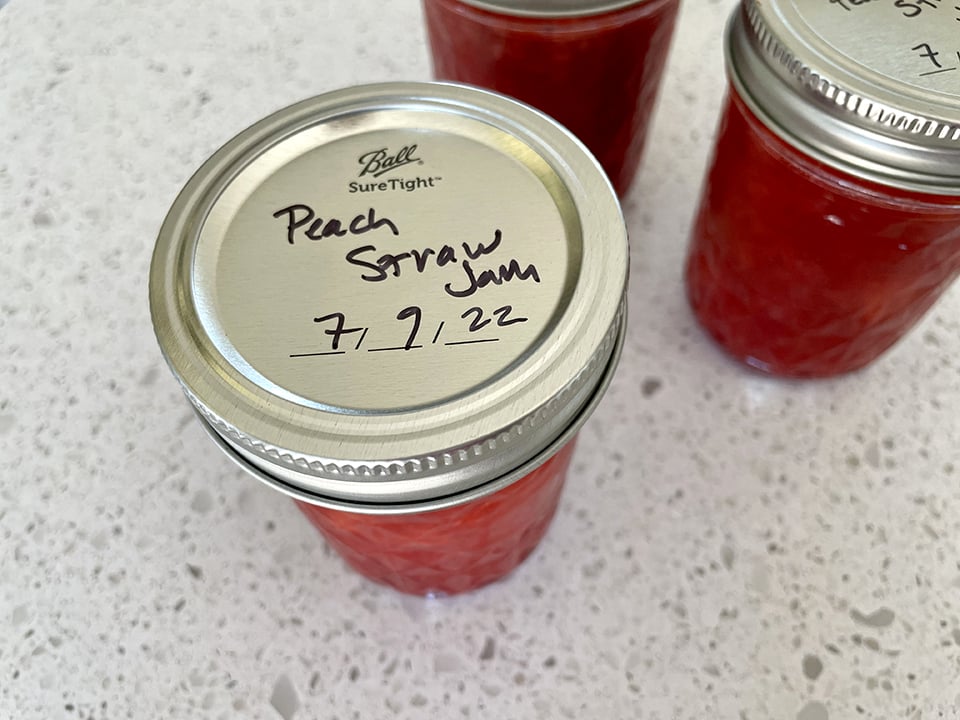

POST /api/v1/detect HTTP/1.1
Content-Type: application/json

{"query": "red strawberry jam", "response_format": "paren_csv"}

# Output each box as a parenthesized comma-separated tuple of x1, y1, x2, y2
(423, 0, 680, 196)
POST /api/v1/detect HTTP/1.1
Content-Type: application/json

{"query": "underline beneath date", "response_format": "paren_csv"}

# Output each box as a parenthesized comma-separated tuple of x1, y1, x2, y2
(289, 337, 500, 358)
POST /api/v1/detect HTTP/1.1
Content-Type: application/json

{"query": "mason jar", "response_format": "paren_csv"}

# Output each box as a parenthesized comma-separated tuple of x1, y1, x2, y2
(423, 0, 681, 197)
(150, 82, 627, 596)
(686, 0, 960, 377)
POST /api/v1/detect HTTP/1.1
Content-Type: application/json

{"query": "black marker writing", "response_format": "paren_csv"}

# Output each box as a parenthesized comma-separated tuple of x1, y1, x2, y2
(344, 231, 503, 283)
(827, 0, 879, 11)
(313, 312, 364, 350)
(344, 229, 540, 298)
(912, 42, 944, 68)
(291, 304, 527, 359)
(911, 42, 959, 76)
(273, 205, 399, 244)
(461, 305, 528, 332)
(896, 0, 942, 17)
(396, 306, 423, 351)
(444, 259, 541, 299)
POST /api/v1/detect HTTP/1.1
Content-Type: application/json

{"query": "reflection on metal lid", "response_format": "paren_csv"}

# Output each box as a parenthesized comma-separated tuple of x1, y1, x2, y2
(150, 82, 627, 506)
(728, 0, 960, 192)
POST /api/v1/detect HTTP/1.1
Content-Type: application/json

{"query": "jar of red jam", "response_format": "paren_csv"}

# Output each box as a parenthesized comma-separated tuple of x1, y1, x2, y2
(422, 0, 681, 197)
(686, 0, 960, 378)
(150, 82, 627, 596)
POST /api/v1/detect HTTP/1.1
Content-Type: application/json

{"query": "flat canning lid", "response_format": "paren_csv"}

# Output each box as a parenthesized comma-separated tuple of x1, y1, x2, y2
(451, 0, 658, 18)
(728, 0, 960, 193)
(150, 82, 627, 509)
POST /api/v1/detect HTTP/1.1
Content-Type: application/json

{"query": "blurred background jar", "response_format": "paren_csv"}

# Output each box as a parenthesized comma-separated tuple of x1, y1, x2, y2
(423, 0, 681, 197)
(685, 0, 960, 378)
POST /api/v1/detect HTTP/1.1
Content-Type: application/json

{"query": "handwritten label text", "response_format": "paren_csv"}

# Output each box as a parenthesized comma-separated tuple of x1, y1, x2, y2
(272, 205, 399, 244)
(344, 229, 541, 299)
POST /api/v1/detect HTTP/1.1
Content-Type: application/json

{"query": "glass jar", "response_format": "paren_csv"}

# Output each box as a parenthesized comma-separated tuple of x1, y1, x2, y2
(294, 441, 576, 596)
(150, 82, 628, 596)
(686, 0, 960, 378)
(423, 0, 681, 197)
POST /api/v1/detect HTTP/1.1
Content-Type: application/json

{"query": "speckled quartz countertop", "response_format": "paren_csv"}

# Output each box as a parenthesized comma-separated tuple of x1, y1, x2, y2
(3, 1, 960, 719)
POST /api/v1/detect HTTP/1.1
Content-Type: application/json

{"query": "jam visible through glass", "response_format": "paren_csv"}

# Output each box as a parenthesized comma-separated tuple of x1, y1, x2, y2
(686, 90, 960, 377)
(423, 0, 680, 196)
(296, 439, 576, 596)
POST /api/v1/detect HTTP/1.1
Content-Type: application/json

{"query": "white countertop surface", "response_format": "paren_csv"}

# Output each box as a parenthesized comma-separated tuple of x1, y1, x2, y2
(3, 1, 960, 718)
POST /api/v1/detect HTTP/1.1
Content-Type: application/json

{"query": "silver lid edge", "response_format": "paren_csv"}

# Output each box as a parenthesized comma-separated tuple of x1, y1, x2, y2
(728, 0, 960, 194)
(150, 81, 628, 505)
(190, 298, 624, 503)
(195, 306, 626, 514)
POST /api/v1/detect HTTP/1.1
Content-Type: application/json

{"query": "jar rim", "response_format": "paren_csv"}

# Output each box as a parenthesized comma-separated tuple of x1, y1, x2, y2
(444, 0, 659, 18)
(193, 310, 624, 514)
(149, 81, 628, 506)
(727, 0, 960, 194)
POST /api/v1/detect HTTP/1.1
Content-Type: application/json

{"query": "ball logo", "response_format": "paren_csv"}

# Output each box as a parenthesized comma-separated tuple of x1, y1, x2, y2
(357, 145, 422, 178)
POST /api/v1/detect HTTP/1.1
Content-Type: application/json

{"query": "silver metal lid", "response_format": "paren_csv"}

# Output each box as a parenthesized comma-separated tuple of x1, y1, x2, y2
(728, 0, 960, 193)
(453, 0, 650, 18)
(150, 82, 627, 508)
(193, 311, 624, 514)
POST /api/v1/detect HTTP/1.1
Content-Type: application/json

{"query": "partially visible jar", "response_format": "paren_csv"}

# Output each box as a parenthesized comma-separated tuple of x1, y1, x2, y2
(423, 0, 681, 197)
(686, 0, 960, 378)
(150, 82, 628, 596)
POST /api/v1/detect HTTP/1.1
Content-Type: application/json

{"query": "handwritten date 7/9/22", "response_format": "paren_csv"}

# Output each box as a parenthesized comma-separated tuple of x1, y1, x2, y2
(289, 304, 529, 358)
